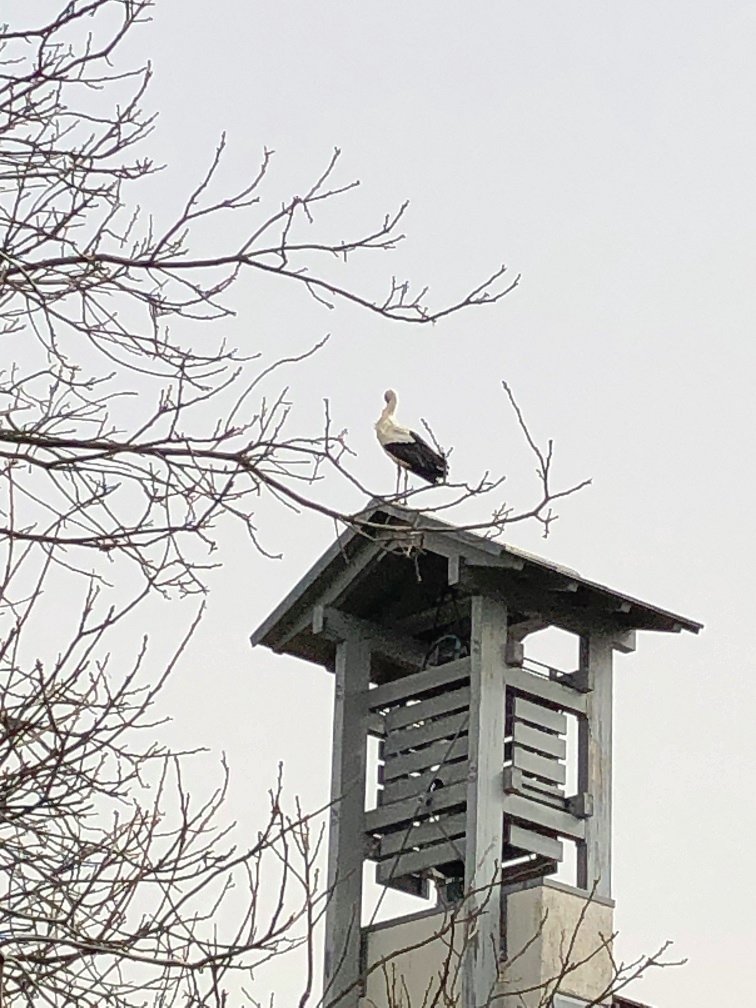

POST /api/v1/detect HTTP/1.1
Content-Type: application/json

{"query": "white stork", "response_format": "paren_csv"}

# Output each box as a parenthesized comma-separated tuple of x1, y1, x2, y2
(375, 389, 448, 496)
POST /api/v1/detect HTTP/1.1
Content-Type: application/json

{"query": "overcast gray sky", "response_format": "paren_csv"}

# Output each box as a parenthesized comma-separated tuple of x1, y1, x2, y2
(117, 3, 756, 1004)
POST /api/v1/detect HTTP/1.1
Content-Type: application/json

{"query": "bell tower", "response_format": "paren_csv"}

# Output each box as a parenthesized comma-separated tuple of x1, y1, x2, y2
(251, 503, 700, 1008)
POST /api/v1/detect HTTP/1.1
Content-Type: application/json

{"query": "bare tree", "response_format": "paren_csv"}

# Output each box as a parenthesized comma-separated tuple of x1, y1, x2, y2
(0, 590, 336, 1006)
(0, 3, 606, 1006)
(0, 0, 588, 598)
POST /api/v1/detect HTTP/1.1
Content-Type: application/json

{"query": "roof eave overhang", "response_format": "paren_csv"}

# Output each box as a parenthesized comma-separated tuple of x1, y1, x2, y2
(250, 502, 702, 658)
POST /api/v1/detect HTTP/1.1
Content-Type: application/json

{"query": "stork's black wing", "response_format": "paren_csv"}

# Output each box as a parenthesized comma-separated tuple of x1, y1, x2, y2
(383, 431, 448, 484)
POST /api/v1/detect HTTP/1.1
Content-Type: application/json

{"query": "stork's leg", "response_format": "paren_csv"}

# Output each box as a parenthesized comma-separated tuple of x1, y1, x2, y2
(395, 466, 401, 496)
(402, 469, 409, 503)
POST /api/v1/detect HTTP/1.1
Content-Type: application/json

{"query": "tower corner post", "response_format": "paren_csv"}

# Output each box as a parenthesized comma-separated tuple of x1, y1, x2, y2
(323, 633, 371, 1008)
(464, 595, 508, 1008)
(577, 631, 614, 900)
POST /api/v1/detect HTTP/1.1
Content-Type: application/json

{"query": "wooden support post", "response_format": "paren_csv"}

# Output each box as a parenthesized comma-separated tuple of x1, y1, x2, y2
(464, 595, 508, 1008)
(576, 632, 613, 899)
(324, 633, 371, 1008)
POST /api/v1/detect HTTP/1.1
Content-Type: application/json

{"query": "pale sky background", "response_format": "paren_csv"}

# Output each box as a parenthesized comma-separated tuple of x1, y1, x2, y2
(99, 2, 756, 1004)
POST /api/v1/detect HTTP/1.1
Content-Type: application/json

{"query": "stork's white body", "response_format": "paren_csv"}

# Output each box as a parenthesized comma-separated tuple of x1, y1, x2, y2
(375, 414, 415, 460)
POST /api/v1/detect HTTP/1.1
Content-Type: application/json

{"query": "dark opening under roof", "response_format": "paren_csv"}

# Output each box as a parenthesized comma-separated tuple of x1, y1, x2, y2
(250, 503, 702, 670)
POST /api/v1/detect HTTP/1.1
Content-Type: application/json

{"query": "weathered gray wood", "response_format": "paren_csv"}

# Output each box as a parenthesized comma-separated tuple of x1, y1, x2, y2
(365, 781, 468, 833)
(368, 656, 471, 711)
(612, 628, 636, 653)
(367, 711, 386, 738)
(324, 634, 371, 1008)
(380, 761, 469, 806)
(252, 501, 702, 666)
(461, 566, 670, 641)
(556, 666, 592, 693)
(258, 539, 384, 652)
(383, 736, 468, 781)
(507, 823, 564, 862)
(384, 710, 469, 756)
(566, 792, 594, 818)
(376, 838, 466, 883)
(501, 853, 559, 887)
(447, 553, 461, 586)
(512, 721, 567, 760)
(520, 782, 566, 809)
(505, 764, 567, 805)
(464, 596, 508, 1008)
(577, 632, 613, 899)
(502, 765, 524, 793)
(509, 616, 550, 641)
(519, 774, 564, 798)
(250, 503, 701, 1008)
(507, 665, 588, 715)
(384, 686, 470, 731)
(384, 874, 432, 899)
(315, 606, 427, 670)
(421, 529, 525, 571)
(512, 747, 566, 785)
(377, 812, 467, 858)
(514, 696, 568, 735)
(501, 792, 586, 841)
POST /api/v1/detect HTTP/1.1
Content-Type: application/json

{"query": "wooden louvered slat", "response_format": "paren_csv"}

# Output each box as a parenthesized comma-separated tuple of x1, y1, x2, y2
(376, 839, 465, 883)
(507, 823, 563, 862)
(507, 667, 587, 715)
(502, 853, 557, 886)
(383, 711, 469, 757)
(385, 687, 470, 732)
(383, 736, 468, 782)
(512, 747, 566, 785)
(365, 781, 467, 833)
(368, 656, 471, 712)
(519, 773, 564, 797)
(513, 696, 567, 735)
(379, 761, 468, 807)
(520, 781, 565, 809)
(502, 792, 585, 841)
(513, 721, 567, 760)
(376, 812, 467, 859)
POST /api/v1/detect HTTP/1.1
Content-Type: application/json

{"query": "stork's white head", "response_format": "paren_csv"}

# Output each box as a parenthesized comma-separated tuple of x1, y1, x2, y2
(376, 389, 398, 431)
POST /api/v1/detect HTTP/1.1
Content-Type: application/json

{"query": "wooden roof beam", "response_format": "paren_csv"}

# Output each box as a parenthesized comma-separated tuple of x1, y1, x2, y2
(420, 530, 525, 572)
(312, 605, 427, 671)
(393, 596, 472, 636)
(262, 543, 385, 653)
(461, 566, 637, 642)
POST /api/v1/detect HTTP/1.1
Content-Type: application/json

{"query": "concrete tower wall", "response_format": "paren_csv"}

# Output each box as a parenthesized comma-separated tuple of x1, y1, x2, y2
(363, 879, 614, 1008)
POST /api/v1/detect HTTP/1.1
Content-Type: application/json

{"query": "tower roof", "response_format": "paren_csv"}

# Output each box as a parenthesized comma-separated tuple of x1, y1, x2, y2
(250, 502, 702, 670)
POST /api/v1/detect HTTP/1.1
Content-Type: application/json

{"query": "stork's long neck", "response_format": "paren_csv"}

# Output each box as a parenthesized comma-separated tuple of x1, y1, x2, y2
(376, 394, 398, 431)
(379, 402, 395, 424)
